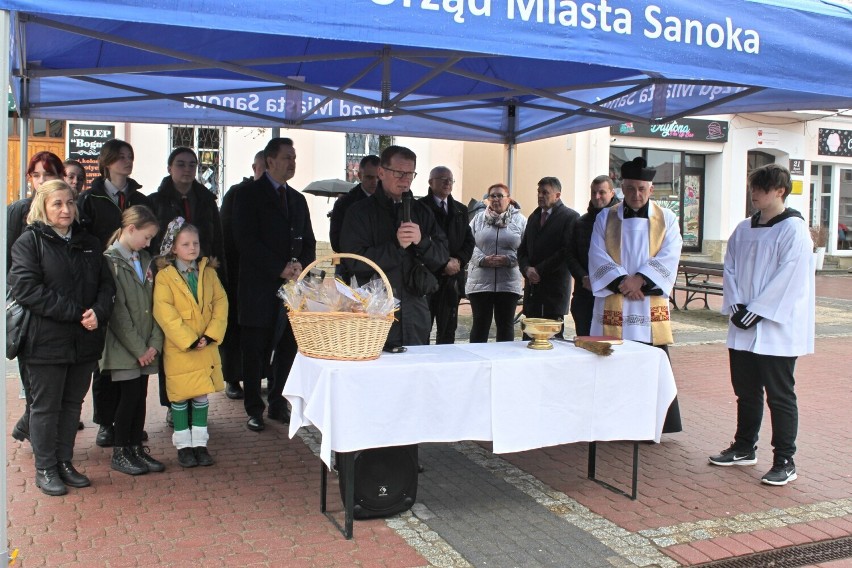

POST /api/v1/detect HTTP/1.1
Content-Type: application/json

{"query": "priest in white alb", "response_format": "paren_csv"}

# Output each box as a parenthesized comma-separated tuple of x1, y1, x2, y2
(588, 157, 683, 433)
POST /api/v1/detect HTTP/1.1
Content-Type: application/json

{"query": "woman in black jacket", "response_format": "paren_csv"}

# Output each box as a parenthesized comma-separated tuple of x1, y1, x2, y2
(7, 152, 67, 444)
(8, 180, 115, 496)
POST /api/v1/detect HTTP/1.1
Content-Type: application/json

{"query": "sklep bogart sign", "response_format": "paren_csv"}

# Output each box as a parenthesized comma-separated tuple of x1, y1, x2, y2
(68, 124, 116, 186)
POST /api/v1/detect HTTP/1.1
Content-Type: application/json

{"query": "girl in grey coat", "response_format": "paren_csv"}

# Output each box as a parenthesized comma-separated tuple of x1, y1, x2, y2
(101, 206, 166, 476)
(465, 183, 527, 342)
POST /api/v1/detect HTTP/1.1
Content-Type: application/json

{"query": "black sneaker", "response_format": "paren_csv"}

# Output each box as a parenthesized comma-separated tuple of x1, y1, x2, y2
(177, 447, 198, 468)
(130, 445, 166, 473)
(761, 458, 797, 486)
(708, 443, 757, 466)
(193, 447, 214, 467)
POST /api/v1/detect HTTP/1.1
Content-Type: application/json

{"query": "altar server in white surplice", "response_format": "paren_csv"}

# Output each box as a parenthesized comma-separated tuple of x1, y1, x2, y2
(709, 163, 814, 487)
(588, 157, 683, 433)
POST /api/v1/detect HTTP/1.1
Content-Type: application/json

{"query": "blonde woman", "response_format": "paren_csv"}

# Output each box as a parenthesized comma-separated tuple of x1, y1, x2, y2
(8, 180, 115, 496)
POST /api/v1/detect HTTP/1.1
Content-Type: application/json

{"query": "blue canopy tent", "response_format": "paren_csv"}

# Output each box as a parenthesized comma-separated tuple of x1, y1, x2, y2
(2, 0, 852, 143)
(1, 0, 852, 559)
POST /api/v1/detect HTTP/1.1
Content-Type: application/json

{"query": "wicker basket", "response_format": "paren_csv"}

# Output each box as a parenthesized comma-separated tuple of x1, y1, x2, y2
(287, 253, 394, 361)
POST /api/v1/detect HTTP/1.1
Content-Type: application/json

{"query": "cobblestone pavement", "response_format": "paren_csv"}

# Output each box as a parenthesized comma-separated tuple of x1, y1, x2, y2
(5, 274, 851, 567)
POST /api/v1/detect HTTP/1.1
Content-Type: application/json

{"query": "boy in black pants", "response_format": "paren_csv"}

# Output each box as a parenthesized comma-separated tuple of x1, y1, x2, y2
(709, 164, 815, 486)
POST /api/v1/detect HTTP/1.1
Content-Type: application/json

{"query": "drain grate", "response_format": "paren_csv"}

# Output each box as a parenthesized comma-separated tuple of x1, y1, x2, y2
(696, 536, 852, 568)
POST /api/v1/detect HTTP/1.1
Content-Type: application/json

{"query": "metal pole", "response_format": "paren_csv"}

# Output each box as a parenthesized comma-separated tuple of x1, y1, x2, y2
(18, 75, 28, 199)
(507, 142, 515, 193)
(506, 103, 516, 193)
(2, 10, 14, 565)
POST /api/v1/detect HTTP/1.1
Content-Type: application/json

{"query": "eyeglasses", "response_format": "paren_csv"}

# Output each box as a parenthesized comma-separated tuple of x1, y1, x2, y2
(383, 167, 417, 180)
(432, 177, 455, 185)
(488, 194, 507, 200)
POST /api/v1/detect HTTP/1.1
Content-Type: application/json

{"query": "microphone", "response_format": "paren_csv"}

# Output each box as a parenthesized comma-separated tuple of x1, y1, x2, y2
(401, 191, 412, 223)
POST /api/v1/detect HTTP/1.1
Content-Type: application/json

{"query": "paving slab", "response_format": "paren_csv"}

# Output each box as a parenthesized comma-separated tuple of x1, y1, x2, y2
(5, 273, 851, 567)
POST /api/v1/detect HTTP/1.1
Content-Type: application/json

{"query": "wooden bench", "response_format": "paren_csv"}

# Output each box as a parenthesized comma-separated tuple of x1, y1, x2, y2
(671, 260, 724, 310)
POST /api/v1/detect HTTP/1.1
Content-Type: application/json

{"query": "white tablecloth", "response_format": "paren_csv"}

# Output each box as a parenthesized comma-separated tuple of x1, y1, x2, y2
(284, 340, 676, 467)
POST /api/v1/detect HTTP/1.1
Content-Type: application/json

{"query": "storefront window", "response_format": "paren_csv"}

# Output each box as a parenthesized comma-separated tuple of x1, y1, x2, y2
(609, 147, 705, 251)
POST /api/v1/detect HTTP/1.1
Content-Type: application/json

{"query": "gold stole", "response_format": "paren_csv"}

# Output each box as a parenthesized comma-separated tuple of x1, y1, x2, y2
(602, 202, 673, 345)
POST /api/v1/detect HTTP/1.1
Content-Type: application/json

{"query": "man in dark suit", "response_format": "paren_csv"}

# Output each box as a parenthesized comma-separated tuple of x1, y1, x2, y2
(328, 154, 380, 282)
(340, 146, 449, 349)
(232, 138, 316, 431)
(329, 154, 379, 253)
(518, 176, 580, 339)
(219, 150, 265, 400)
(567, 175, 620, 336)
(419, 166, 474, 344)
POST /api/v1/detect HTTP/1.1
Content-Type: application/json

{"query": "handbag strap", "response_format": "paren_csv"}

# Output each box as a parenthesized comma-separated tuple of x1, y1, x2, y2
(33, 230, 43, 263)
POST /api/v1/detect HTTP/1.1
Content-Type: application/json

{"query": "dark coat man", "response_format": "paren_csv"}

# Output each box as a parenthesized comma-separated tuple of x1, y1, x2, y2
(518, 177, 579, 338)
(232, 138, 316, 430)
(218, 175, 252, 397)
(218, 150, 265, 398)
(567, 176, 620, 336)
(418, 168, 474, 344)
(329, 155, 380, 253)
(329, 155, 380, 282)
(340, 146, 449, 349)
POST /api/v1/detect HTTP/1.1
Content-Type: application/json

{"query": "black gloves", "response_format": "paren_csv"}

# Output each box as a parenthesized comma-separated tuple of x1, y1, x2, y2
(731, 304, 763, 329)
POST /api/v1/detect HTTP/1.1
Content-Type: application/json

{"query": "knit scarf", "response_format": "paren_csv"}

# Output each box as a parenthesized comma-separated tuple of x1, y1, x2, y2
(484, 207, 512, 228)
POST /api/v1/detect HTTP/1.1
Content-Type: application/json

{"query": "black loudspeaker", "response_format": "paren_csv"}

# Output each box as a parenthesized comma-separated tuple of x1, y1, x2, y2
(338, 445, 419, 519)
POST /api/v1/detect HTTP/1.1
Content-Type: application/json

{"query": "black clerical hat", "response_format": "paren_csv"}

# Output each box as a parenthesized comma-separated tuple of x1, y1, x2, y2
(620, 157, 656, 182)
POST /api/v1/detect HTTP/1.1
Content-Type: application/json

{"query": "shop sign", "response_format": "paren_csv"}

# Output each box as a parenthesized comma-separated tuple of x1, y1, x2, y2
(818, 128, 852, 157)
(68, 124, 115, 186)
(789, 159, 805, 176)
(610, 118, 728, 142)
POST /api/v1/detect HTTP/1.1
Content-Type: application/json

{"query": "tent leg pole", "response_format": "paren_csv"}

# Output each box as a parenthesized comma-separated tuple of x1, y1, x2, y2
(2, 10, 13, 565)
(18, 116, 28, 199)
(507, 142, 515, 193)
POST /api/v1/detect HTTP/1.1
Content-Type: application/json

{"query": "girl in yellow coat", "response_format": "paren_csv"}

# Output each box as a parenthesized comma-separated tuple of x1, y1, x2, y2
(153, 218, 227, 468)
